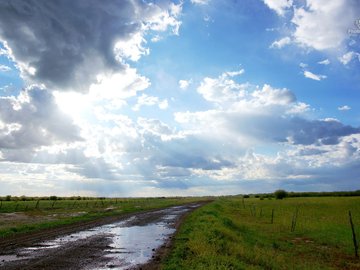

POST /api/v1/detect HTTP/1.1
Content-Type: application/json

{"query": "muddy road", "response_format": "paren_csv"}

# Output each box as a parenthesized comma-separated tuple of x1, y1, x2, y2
(0, 203, 204, 270)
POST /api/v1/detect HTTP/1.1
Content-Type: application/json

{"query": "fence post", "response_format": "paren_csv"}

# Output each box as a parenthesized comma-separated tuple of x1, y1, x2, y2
(291, 207, 299, 232)
(349, 210, 359, 258)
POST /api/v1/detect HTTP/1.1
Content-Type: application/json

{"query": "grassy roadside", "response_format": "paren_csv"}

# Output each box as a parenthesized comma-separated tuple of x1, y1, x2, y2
(162, 196, 360, 270)
(0, 197, 208, 238)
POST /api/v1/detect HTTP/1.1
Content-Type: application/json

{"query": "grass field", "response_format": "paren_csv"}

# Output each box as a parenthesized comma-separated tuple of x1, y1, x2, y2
(0, 197, 207, 238)
(163, 196, 360, 270)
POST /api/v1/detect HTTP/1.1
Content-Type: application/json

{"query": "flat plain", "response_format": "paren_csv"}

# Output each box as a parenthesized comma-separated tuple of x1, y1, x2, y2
(163, 196, 360, 270)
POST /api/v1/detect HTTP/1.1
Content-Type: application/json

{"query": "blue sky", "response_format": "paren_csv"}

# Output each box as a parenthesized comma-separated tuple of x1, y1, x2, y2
(0, 0, 359, 197)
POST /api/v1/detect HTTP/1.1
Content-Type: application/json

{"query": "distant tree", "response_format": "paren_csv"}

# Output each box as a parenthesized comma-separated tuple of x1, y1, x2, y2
(243, 195, 250, 198)
(274, 189, 288, 200)
(5, 195, 11, 201)
(49, 196, 57, 201)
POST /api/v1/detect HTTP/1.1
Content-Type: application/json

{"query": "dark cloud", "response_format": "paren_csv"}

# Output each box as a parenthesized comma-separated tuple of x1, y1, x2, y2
(223, 112, 360, 146)
(68, 158, 118, 180)
(0, 0, 173, 92)
(288, 118, 360, 145)
(297, 148, 328, 156)
(0, 86, 81, 150)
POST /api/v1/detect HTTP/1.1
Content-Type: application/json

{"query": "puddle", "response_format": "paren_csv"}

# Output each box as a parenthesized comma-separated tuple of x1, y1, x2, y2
(0, 204, 200, 269)
(98, 223, 174, 269)
(0, 254, 20, 264)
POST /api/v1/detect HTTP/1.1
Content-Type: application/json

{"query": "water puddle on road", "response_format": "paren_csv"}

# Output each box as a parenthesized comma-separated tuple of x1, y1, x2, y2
(0, 204, 199, 269)
(99, 223, 174, 269)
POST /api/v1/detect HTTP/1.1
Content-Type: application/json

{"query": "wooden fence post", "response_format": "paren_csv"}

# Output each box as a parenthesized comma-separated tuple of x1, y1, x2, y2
(291, 207, 299, 232)
(349, 210, 359, 258)
(35, 200, 40, 209)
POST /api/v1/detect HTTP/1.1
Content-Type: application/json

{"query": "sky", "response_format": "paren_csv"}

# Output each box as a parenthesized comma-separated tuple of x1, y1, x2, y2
(0, 0, 360, 197)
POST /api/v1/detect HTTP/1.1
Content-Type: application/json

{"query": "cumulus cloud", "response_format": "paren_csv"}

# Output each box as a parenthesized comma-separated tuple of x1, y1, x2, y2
(318, 59, 330, 65)
(89, 67, 150, 101)
(191, 0, 210, 5)
(267, 1, 359, 52)
(263, 0, 293, 16)
(132, 94, 169, 111)
(1, 69, 360, 194)
(178, 72, 359, 150)
(0, 0, 182, 92)
(178, 79, 191, 90)
(270, 37, 291, 49)
(303, 70, 327, 81)
(0, 86, 81, 151)
(291, 0, 358, 50)
(197, 70, 247, 104)
(0, 64, 11, 72)
(338, 105, 351, 111)
(338, 51, 359, 65)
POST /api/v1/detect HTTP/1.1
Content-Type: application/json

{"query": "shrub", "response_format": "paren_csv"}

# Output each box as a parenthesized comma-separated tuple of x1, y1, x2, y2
(274, 189, 288, 200)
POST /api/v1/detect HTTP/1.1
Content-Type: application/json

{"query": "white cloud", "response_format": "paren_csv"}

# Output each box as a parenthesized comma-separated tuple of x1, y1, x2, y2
(178, 79, 191, 90)
(338, 105, 351, 111)
(263, 0, 293, 16)
(159, 99, 169, 110)
(303, 70, 327, 81)
(270, 37, 291, 49)
(224, 69, 245, 77)
(0, 47, 8, 55)
(291, 0, 358, 50)
(151, 35, 162, 42)
(1, 68, 360, 195)
(287, 102, 310, 114)
(0, 64, 11, 72)
(197, 72, 247, 104)
(143, 2, 183, 36)
(299, 63, 308, 68)
(114, 32, 149, 62)
(132, 94, 169, 111)
(89, 67, 150, 101)
(180, 72, 359, 150)
(191, 0, 210, 5)
(318, 59, 330, 65)
(338, 51, 359, 65)
(252, 84, 296, 106)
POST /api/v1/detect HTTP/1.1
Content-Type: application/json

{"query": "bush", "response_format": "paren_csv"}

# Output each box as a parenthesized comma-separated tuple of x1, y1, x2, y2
(243, 195, 250, 198)
(274, 189, 288, 200)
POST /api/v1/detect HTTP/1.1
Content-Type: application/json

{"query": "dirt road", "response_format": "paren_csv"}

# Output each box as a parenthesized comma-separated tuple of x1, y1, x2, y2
(0, 203, 204, 270)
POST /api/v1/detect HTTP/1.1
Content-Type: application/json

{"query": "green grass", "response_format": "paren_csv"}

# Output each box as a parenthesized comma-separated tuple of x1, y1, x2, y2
(163, 196, 360, 270)
(0, 197, 208, 238)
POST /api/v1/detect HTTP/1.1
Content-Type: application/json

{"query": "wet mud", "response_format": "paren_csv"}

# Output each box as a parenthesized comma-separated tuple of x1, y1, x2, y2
(0, 203, 204, 270)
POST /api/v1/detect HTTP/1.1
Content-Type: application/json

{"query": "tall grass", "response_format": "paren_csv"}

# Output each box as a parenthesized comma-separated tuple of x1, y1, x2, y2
(163, 196, 360, 269)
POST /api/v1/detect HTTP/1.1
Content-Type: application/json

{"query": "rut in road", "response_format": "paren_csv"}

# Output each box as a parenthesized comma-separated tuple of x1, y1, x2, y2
(0, 203, 203, 270)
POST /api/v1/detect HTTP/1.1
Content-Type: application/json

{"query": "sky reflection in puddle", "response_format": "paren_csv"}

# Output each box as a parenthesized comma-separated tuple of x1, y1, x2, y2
(0, 205, 197, 269)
